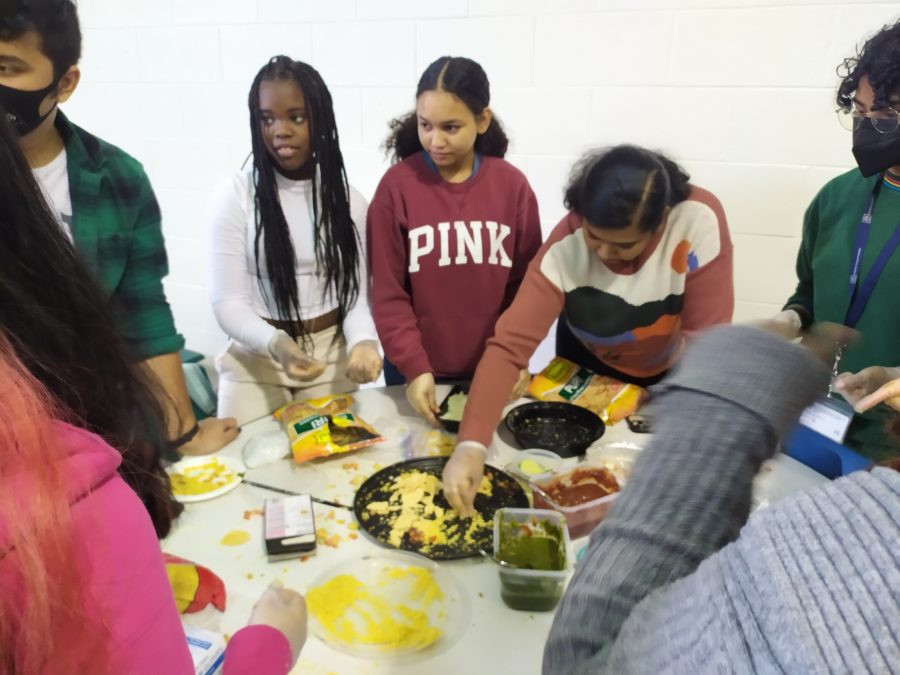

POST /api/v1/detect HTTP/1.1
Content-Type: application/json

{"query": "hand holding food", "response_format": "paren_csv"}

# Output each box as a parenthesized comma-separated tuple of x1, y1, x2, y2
(442, 442, 487, 517)
(269, 330, 327, 382)
(407, 372, 439, 425)
(346, 340, 383, 384)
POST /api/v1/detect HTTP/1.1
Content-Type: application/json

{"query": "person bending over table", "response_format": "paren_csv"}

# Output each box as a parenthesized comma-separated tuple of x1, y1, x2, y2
(443, 145, 734, 514)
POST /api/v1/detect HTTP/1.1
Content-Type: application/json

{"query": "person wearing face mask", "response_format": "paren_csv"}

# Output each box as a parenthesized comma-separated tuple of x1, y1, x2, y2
(774, 20, 900, 462)
(443, 144, 734, 515)
(0, 0, 238, 457)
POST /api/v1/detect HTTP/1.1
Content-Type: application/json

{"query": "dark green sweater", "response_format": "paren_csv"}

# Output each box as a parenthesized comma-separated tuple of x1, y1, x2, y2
(786, 168, 900, 461)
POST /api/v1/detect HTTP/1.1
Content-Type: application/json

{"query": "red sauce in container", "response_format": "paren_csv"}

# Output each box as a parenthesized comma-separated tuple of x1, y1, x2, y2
(539, 466, 620, 507)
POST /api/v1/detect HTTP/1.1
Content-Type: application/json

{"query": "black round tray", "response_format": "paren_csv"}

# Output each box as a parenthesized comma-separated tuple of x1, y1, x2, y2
(504, 401, 605, 458)
(352, 456, 528, 560)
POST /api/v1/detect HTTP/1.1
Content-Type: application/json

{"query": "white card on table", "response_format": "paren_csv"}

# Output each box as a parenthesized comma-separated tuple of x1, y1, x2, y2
(798, 398, 854, 444)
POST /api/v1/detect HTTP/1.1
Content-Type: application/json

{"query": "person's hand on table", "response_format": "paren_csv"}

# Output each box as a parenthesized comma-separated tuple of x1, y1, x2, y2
(179, 417, 240, 456)
(269, 330, 327, 382)
(346, 340, 383, 384)
(442, 442, 486, 517)
(509, 368, 531, 401)
(247, 580, 307, 666)
(832, 366, 900, 412)
(407, 372, 439, 425)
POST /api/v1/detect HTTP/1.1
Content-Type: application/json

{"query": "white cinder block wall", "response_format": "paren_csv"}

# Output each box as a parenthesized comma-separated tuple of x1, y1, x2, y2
(67, 0, 900, 370)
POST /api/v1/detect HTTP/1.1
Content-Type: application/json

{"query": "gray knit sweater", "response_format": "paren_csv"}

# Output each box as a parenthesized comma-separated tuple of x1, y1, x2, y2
(543, 326, 900, 674)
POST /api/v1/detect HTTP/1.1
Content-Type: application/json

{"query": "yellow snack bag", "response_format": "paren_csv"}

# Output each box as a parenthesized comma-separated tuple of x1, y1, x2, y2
(276, 394, 385, 464)
(527, 357, 645, 425)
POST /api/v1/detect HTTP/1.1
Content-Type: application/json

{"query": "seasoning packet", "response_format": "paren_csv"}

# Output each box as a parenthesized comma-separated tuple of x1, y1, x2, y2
(273, 394, 385, 464)
(527, 356, 645, 424)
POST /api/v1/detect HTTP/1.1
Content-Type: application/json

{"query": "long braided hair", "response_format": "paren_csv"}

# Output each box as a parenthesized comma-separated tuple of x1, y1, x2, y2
(247, 56, 360, 344)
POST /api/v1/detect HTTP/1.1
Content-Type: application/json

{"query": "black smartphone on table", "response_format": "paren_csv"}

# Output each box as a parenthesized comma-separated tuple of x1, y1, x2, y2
(626, 414, 653, 434)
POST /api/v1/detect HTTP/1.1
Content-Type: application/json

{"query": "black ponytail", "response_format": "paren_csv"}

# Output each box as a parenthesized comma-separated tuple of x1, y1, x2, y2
(564, 145, 691, 233)
(248, 56, 360, 345)
(385, 56, 509, 162)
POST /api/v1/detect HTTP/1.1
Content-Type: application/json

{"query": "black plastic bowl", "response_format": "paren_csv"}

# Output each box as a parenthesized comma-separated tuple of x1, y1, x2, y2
(504, 402, 605, 458)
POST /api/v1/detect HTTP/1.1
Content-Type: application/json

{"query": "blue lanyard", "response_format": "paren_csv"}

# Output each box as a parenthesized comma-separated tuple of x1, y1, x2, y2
(844, 181, 900, 328)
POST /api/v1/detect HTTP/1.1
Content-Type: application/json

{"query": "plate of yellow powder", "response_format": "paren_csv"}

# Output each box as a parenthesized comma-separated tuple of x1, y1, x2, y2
(167, 455, 244, 503)
(306, 551, 467, 659)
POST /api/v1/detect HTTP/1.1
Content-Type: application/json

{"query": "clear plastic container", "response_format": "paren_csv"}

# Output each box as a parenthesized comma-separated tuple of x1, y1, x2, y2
(531, 459, 629, 539)
(493, 508, 571, 611)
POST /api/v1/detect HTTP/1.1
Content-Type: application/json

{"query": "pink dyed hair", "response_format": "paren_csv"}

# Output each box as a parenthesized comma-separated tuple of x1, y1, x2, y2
(0, 335, 108, 673)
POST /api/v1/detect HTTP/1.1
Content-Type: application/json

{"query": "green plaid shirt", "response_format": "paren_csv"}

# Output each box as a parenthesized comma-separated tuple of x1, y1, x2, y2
(58, 112, 184, 360)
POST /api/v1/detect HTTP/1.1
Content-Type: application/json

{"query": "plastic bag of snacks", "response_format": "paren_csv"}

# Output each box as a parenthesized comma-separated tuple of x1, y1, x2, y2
(273, 394, 385, 464)
(527, 357, 645, 424)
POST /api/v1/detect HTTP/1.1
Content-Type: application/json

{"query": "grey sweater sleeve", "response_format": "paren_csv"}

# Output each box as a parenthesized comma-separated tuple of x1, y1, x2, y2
(542, 326, 829, 673)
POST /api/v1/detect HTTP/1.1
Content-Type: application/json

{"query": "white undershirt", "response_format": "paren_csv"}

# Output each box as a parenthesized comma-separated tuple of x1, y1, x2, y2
(208, 167, 378, 355)
(32, 148, 74, 239)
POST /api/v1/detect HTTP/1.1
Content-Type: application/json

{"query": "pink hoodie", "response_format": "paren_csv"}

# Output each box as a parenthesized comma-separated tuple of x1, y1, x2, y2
(0, 423, 292, 674)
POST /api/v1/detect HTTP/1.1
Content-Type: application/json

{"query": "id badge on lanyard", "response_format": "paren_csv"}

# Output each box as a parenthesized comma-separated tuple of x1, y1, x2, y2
(804, 181, 900, 442)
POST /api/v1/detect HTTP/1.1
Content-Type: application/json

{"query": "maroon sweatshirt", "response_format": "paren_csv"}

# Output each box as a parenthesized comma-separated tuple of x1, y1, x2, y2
(368, 153, 542, 381)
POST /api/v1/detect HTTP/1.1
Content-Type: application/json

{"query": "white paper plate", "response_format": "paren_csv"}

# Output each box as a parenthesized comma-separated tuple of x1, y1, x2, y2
(167, 455, 245, 503)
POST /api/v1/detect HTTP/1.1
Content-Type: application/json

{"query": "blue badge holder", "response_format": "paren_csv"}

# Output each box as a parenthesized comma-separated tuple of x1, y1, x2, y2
(783, 424, 873, 479)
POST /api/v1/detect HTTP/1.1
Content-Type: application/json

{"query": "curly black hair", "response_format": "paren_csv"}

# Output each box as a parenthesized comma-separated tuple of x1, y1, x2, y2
(837, 19, 900, 111)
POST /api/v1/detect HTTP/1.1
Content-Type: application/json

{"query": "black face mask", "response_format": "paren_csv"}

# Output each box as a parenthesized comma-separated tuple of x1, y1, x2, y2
(852, 122, 900, 177)
(0, 79, 59, 136)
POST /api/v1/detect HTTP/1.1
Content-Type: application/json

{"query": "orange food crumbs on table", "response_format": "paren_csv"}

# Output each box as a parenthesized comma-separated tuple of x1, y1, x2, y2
(348, 522, 359, 531)
(220, 529, 250, 546)
(323, 534, 342, 548)
(245, 572, 254, 580)
(243, 508, 264, 520)
(301, 556, 311, 563)
(349, 533, 358, 540)
(341, 461, 358, 470)
(336, 518, 345, 524)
